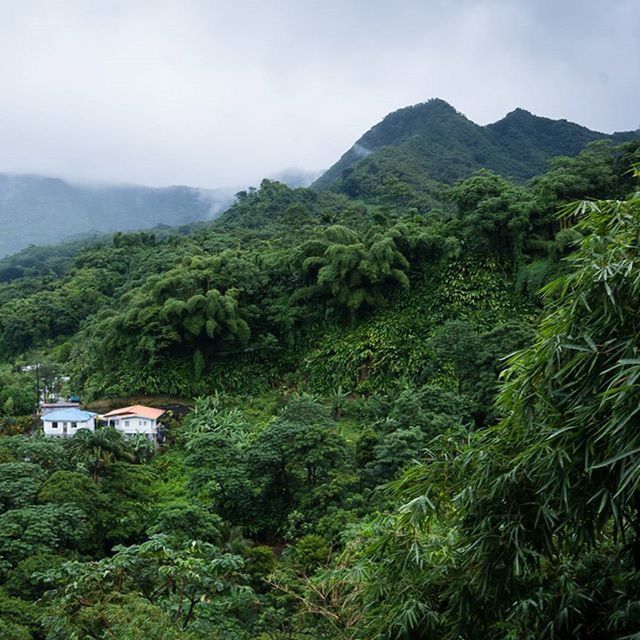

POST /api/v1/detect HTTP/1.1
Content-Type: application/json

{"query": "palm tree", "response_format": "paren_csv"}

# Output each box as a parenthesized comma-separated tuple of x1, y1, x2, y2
(214, 522, 252, 555)
(67, 427, 132, 482)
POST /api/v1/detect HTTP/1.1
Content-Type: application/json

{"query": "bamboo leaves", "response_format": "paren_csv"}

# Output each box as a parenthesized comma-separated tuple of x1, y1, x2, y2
(299, 224, 412, 315)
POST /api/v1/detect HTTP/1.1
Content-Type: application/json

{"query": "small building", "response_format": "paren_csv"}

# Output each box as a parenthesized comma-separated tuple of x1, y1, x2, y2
(42, 408, 97, 438)
(101, 405, 166, 440)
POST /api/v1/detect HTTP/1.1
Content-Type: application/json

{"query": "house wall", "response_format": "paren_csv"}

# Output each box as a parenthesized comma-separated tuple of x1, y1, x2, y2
(43, 417, 95, 437)
(111, 416, 157, 437)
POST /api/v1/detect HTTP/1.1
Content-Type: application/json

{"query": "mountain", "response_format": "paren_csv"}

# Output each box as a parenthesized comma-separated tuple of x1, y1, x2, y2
(0, 175, 236, 257)
(314, 98, 639, 195)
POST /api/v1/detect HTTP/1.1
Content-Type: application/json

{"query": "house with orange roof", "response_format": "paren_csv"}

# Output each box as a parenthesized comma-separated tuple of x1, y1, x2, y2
(101, 405, 166, 441)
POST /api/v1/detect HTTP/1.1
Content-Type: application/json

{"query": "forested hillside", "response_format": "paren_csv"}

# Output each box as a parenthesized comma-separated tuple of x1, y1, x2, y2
(0, 103, 639, 638)
(315, 98, 639, 201)
(0, 174, 235, 258)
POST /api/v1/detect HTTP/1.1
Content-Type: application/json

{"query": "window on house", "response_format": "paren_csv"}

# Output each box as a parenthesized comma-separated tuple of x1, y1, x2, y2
(139, 420, 143, 425)
(71, 422, 77, 429)
(125, 420, 130, 426)
(51, 422, 58, 429)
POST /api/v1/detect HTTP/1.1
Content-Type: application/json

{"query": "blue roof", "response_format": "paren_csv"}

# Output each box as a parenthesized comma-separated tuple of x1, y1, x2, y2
(43, 408, 97, 422)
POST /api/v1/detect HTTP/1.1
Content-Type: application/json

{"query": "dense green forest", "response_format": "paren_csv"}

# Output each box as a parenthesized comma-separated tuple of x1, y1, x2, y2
(0, 108, 639, 638)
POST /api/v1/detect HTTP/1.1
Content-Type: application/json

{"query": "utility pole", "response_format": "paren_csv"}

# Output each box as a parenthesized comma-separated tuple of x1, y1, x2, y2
(35, 361, 40, 414)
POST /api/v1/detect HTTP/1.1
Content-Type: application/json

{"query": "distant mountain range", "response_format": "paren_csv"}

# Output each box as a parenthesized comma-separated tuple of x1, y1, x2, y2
(0, 176, 236, 258)
(2, 99, 638, 258)
(314, 99, 640, 194)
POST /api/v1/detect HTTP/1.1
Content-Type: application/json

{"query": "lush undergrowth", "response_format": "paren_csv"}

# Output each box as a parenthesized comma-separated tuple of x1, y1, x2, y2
(303, 257, 533, 393)
(0, 140, 639, 638)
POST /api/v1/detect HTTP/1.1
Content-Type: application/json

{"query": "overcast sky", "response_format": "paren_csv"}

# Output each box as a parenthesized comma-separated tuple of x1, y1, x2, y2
(0, 0, 637, 189)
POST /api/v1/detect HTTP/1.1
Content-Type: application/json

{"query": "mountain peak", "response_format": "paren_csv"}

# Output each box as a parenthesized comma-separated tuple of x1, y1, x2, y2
(313, 98, 470, 188)
(503, 107, 534, 119)
(406, 97, 457, 113)
(314, 100, 640, 192)
(357, 98, 464, 148)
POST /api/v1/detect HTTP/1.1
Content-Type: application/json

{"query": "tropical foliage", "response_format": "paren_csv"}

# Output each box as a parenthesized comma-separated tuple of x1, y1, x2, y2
(0, 120, 638, 638)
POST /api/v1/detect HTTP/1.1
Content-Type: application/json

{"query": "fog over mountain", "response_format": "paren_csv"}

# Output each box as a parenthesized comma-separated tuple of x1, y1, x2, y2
(2, 95, 638, 258)
(0, 175, 235, 257)
(0, 1, 636, 188)
(0, 1, 637, 256)
(268, 168, 324, 188)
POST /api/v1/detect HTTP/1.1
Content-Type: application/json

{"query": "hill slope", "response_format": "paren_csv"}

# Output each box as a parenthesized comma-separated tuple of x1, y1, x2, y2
(314, 98, 639, 194)
(0, 174, 235, 257)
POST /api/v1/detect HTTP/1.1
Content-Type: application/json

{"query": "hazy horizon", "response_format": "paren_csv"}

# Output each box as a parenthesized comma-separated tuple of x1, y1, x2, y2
(0, 0, 637, 189)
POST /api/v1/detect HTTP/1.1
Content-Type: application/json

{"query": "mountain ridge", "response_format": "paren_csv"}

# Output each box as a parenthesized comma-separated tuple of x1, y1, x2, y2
(2, 99, 638, 258)
(314, 98, 640, 192)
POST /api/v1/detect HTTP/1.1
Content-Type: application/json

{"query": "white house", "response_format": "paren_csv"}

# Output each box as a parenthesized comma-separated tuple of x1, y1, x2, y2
(42, 408, 97, 438)
(101, 405, 166, 440)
